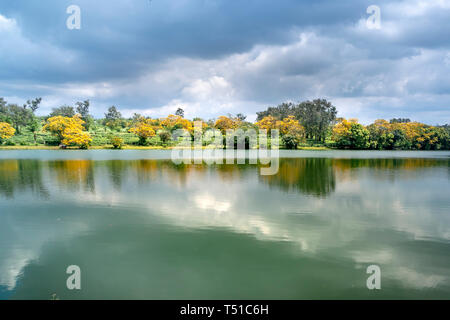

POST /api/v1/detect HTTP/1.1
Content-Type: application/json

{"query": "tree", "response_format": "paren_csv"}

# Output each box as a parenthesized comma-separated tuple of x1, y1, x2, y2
(276, 116, 305, 136)
(0, 122, 15, 144)
(295, 99, 337, 142)
(282, 134, 300, 149)
(104, 106, 123, 130)
(129, 119, 157, 145)
(75, 100, 90, 118)
(257, 99, 337, 142)
(61, 127, 92, 149)
(75, 100, 92, 130)
(161, 114, 192, 133)
(255, 116, 278, 133)
(49, 105, 75, 118)
(175, 108, 185, 118)
(28, 117, 41, 144)
(158, 130, 172, 144)
(4, 104, 34, 134)
(214, 115, 238, 134)
(256, 102, 294, 121)
(348, 123, 370, 149)
(24, 97, 42, 113)
(43, 115, 92, 148)
(105, 106, 122, 121)
(333, 119, 370, 149)
(108, 136, 124, 149)
(236, 113, 247, 122)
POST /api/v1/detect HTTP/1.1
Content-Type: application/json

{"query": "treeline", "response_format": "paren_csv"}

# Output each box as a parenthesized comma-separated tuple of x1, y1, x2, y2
(0, 97, 449, 150)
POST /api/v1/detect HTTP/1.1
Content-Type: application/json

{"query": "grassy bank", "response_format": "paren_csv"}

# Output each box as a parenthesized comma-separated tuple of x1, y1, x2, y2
(0, 145, 332, 151)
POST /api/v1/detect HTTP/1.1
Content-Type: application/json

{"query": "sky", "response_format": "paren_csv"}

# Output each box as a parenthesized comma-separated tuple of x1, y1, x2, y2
(0, 0, 449, 124)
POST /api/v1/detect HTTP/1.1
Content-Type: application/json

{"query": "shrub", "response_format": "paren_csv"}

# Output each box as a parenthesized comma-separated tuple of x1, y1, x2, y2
(109, 136, 124, 149)
(282, 134, 300, 149)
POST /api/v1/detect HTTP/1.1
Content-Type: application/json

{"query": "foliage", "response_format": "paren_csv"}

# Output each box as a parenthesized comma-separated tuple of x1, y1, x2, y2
(104, 106, 123, 130)
(255, 116, 277, 132)
(129, 118, 156, 145)
(43, 115, 92, 149)
(214, 115, 241, 134)
(109, 136, 124, 149)
(75, 100, 93, 130)
(161, 114, 192, 133)
(0, 103, 34, 134)
(1, 96, 449, 150)
(282, 134, 300, 149)
(256, 102, 294, 121)
(333, 119, 370, 149)
(0, 122, 16, 143)
(49, 106, 76, 118)
(256, 99, 336, 142)
(62, 128, 92, 149)
(276, 116, 305, 136)
(295, 99, 337, 142)
(158, 130, 172, 144)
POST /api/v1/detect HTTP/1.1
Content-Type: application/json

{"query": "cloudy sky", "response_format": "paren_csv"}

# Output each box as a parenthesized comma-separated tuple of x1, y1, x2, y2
(0, 0, 449, 124)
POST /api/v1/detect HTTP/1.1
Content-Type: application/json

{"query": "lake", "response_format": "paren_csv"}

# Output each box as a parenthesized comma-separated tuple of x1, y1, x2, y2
(0, 150, 449, 299)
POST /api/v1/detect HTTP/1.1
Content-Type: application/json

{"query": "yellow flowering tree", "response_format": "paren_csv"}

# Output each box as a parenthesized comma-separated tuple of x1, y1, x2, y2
(129, 119, 156, 145)
(62, 128, 92, 149)
(332, 118, 358, 139)
(214, 116, 238, 134)
(43, 115, 92, 149)
(0, 122, 16, 144)
(255, 116, 278, 133)
(276, 116, 305, 136)
(161, 114, 193, 133)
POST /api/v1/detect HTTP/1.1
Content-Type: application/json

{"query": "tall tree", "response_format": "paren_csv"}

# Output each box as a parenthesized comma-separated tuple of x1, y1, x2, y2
(236, 113, 247, 122)
(256, 102, 294, 121)
(104, 106, 123, 130)
(5, 104, 34, 134)
(295, 99, 337, 142)
(24, 97, 42, 113)
(76, 100, 90, 118)
(49, 105, 75, 118)
(76, 100, 92, 130)
(105, 106, 122, 121)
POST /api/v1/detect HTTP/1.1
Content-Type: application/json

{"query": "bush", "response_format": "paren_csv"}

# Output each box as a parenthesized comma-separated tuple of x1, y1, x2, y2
(109, 136, 124, 149)
(282, 134, 300, 149)
(4, 140, 15, 146)
(158, 130, 172, 144)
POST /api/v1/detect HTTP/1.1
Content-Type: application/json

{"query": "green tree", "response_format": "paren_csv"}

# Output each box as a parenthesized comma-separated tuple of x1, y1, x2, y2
(5, 104, 34, 134)
(49, 105, 75, 118)
(24, 97, 42, 113)
(256, 102, 294, 121)
(282, 134, 300, 149)
(295, 99, 337, 142)
(75, 100, 93, 130)
(104, 106, 123, 130)
(28, 117, 41, 144)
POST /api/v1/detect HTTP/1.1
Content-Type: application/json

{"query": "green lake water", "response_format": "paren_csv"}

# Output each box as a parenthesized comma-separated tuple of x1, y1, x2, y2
(0, 150, 449, 299)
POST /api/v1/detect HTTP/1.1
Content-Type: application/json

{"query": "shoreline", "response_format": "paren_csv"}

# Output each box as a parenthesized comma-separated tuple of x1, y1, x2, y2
(0, 145, 332, 151)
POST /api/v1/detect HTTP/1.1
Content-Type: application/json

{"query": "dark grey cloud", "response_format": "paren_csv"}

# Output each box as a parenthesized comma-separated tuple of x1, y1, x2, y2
(0, 0, 449, 123)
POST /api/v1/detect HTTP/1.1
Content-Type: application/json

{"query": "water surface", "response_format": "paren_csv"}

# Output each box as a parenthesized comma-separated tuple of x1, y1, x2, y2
(0, 150, 449, 299)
